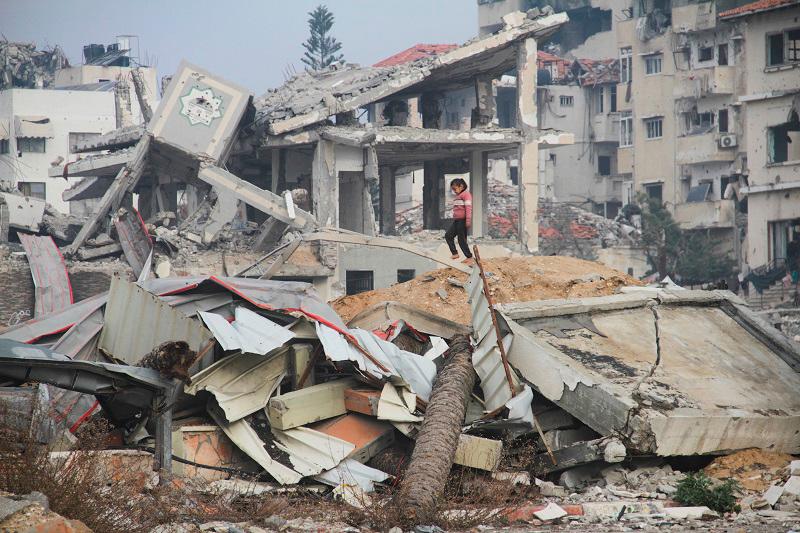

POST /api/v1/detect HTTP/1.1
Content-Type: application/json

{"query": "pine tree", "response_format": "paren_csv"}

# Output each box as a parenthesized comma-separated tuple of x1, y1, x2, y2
(301, 5, 344, 71)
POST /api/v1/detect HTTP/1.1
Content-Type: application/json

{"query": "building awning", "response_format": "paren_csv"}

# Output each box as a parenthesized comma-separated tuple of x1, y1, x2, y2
(14, 116, 54, 139)
(0, 119, 9, 141)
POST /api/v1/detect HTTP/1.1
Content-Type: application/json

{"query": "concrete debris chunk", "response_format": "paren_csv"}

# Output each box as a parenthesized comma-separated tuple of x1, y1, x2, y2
(533, 502, 567, 521)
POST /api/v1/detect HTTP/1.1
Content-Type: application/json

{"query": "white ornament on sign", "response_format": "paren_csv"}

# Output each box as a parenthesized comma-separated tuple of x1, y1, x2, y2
(179, 86, 223, 126)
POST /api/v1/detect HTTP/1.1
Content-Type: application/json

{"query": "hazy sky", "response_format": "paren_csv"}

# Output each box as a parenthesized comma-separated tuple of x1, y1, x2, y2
(1, 0, 477, 94)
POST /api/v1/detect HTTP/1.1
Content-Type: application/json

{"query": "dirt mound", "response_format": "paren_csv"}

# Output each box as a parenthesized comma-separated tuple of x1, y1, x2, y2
(332, 255, 642, 324)
(704, 448, 795, 492)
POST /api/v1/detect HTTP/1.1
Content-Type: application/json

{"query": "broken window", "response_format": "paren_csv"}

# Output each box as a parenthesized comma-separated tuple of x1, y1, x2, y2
(620, 112, 633, 147)
(684, 111, 715, 135)
(397, 269, 415, 283)
(509, 165, 518, 185)
(620, 47, 633, 83)
(18, 181, 46, 200)
(560, 95, 574, 107)
(345, 270, 374, 295)
(16, 137, 45, 153)
(768, 33, 785, 66)
(698, 46, 714, 62)
(686, 182, 711, 203)
(789, 29, 800, 61)
(645, 117, 663, 139)
(768, 111, 800, 164)
(596, 87, 604, 113)
(598, 155, 611, 176)
(718, 109, 729, 133)
(645, 54, 662, 75)
(610, 84, 617, 112)
(0, 139, 8, 154)
(645, 183, 663, 203)
(768, 29, 800, 66)
(718, 44, 729, 66)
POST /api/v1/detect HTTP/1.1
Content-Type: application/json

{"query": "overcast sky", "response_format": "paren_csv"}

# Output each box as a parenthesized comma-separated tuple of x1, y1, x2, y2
(1, 0, 477, 94)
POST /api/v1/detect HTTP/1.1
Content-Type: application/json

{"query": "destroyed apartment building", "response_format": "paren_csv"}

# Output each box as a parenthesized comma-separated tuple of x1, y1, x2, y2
(1, 5, 800, 532)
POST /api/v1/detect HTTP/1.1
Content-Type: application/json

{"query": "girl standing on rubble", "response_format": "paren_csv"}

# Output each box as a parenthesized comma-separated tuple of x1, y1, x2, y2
(445, 178, 474, 265)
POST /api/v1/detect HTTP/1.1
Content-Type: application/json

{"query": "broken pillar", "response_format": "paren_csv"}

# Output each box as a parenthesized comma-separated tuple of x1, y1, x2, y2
(379, 166, 396, 235)
(312, 139, 337, 227)
(423, 160, 442, 230)
(469, 150, 488, 238)
(474, 76, 496, 127)
(516, 37, 539, 253)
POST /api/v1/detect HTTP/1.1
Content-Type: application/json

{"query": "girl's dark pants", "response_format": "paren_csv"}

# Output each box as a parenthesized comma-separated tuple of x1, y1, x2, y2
(445, 219, 472, 258)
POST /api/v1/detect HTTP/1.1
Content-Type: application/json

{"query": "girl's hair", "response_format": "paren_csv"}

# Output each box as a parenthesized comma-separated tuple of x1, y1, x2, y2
(450, 178, 468, 190)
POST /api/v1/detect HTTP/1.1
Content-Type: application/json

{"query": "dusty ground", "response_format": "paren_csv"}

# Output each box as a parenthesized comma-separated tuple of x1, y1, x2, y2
(332, 255, 642, 324)
(704, 448, 795, 492)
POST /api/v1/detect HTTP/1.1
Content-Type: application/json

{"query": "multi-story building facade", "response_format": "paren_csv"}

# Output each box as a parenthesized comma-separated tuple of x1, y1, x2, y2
(0, 38, 158, 213)
(720, 0, 800, 270)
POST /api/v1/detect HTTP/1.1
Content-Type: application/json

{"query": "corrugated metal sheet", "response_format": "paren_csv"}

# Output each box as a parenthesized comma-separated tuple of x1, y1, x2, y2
(185, 349, 287, 422)
(18, 234, 73, 317)
(99, 277, 212, 364)
(199, 307, 295, 355)
(0, 293, 107, 344)
(466, 266, 519, 412)
(315, 323, 436, 401)
(115, 208, 152, 278)
(272, 426, 355, 477)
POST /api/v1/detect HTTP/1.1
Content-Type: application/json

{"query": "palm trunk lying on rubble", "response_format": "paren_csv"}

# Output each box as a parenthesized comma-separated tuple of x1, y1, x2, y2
(397, 334, 476, 519)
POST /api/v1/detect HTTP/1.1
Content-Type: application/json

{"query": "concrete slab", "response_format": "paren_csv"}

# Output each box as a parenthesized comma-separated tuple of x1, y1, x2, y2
(505, 290, 800, 456)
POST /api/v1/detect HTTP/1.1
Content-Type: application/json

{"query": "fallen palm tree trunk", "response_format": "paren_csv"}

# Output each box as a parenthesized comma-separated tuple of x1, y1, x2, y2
(397, 334, 476, 519)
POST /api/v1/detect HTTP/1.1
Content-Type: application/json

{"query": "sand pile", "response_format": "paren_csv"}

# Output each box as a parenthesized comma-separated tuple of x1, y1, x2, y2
(332, 255, 642, 324)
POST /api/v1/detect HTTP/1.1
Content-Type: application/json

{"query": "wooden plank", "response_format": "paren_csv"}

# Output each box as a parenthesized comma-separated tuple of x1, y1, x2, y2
(344, 388, 381, 416)
(267, 378, 357, 430)
(454, 434, 503, 472)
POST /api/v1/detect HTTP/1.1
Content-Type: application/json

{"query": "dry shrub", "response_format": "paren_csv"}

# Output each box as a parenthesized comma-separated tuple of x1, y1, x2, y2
(342, 463, 535, 530)
(0, 413, 169, 532)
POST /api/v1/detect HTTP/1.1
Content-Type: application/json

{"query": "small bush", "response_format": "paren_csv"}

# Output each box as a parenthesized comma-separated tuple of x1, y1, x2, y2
(675, 472, 741, 514)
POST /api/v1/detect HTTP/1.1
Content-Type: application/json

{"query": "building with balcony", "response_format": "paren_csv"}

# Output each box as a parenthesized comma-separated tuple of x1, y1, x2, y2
(720, 0, 800, 272)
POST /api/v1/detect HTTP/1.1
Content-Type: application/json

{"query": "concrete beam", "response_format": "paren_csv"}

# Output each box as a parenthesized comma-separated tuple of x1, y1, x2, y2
(312, 140, 337, 227)
(52, 149, 135, 179)
(470, 150, 488, 238)
(196, 165, 316, 230)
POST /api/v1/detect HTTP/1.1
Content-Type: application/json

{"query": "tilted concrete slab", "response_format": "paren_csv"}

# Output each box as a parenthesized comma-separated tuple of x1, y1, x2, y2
(51, 148, 136, 179)
(503, 290, 800, 456)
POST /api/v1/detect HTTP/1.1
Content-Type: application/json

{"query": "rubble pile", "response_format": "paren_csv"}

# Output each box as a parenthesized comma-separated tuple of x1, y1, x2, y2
(394, 181, 641, 257)
(0, 39, 69, 90)
(333, 255, 641, 323)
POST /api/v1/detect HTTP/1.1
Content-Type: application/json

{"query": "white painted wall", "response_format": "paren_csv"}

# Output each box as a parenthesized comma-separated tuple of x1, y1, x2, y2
(0, 88, 116, 213)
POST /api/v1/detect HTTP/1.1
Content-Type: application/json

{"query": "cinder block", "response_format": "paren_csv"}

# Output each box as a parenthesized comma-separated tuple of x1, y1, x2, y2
(267, 378, 356, 430)
(454, 434, 502, 472)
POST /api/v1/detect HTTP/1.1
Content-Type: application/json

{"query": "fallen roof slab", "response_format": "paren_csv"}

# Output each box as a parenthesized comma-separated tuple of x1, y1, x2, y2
(501, 290, 800, 456)
(51, 148, 136, 179)
(71, 125, 144, 153)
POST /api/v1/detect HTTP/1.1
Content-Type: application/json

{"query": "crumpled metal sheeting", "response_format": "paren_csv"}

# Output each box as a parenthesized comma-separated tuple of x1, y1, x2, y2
(271, 426, 355, 477)
(199, 307, 295, 355)
(0, 292, 108, 344)
(185, 349, 288, 423)
(315, 323, 436, 401)
(314, 458, 390, 492)
(466, 266, 519, 412)
(139, 275, 346, 329)
(18, 234, 74, 317)
(0, 339, 176, 427)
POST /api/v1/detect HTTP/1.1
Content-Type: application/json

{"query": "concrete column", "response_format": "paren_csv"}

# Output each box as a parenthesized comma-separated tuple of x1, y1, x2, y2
(379, 166, 396, 235)
(312, 139, 337, 228)
(470, 151, 488, 238)
(516, 37, 539, 253)
(423, 160, 442, 229)
(270, 149, 281, 193)
(474, 76, 496, 127)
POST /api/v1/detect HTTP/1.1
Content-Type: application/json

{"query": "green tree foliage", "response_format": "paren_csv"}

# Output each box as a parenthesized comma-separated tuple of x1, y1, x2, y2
(637, 194, 735, 282)
(301, 5, 344, 71)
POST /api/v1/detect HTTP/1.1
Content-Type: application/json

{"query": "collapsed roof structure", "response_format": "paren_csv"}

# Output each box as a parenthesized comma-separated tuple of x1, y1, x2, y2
(49, 10, 573, 294)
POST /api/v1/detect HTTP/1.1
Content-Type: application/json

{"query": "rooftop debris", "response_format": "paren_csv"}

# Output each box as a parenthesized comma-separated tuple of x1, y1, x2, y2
(0, 39, 69, 90)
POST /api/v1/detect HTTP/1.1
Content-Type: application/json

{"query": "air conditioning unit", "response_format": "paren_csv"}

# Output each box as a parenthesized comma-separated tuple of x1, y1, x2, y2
(719, 134, 737, 148)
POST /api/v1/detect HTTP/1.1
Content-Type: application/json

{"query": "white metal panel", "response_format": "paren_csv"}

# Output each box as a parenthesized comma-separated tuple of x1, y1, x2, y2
(185, 349, 288, 422)
(233, 307, 295, 355)
(314, 458, 390, 492)
(208, 408, 302, 485)
(377, 383, 421, 423)
(198, 311, 241, 352)
(272, 426, 355, 477)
